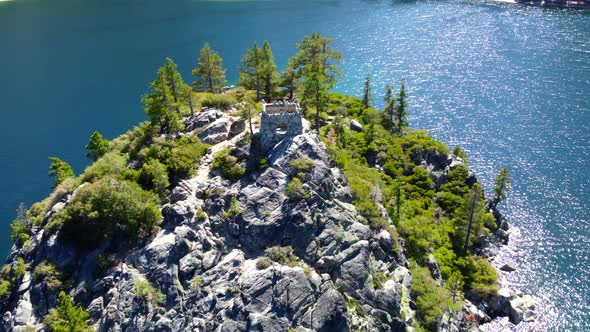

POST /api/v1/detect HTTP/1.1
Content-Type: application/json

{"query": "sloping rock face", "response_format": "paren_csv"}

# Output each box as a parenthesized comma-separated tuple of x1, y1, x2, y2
(1, 130, 410, 331)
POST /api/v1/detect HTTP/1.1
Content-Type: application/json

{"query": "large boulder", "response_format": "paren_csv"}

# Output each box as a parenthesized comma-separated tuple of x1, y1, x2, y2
(350, 119, 363, 132)
(196, 118, 230, 144)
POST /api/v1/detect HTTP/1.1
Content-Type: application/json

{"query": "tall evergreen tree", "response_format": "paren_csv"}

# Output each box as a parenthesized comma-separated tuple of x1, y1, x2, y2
(362, 72, 372, 109)
(182, 84, 195, 116)
(455, 184, 485, 253)
(394, 79, 409, 136)
(290, 32, 341, 132)
(142, 62, 184, 134)
(383, 84, 394, 129)
(48, 157, 74, 189)
(239, 41, 278, 101)
(260, 41, 278, 100)
(239, 42, 262, 101)
(162, 58, 186, 112)
(85, 131, 111, 161)
(280, 64, 299, 100)
(192, 43, 226, 92)
(491, 167, 512, 209)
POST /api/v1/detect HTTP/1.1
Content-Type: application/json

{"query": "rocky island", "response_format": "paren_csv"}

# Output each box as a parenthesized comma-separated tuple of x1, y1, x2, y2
(1, 35, 535, 332)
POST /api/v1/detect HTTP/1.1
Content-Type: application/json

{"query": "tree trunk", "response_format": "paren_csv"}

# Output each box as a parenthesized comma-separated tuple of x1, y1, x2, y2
(315, 82, 320, 132)
(463, 190, 477, 252)
(188, 93, 194, 116)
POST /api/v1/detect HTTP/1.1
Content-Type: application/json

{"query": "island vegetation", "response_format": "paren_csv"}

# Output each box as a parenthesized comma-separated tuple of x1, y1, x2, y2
(3, 34, 513, 331)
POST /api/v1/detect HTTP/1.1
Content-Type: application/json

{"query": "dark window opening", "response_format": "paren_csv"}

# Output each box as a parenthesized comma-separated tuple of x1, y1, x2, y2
(276, 123, 288, 135)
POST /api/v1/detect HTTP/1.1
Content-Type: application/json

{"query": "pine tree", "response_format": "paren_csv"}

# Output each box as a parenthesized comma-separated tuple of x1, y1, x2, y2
(290, 32, 341, 132)
(85, 131, 111, 161)
(492, 167, 512, 209)
(162, 58, 186, 112)
(362, 72, 372, 109)
(394, 79, 409, 136)
(192, 43, 226, 92)
(183, 84, 195, 116)
(455, 184, 485, 253)
(43, 291, 92, 332)
(239, 42, 262, 100)
(280, 64, 299, 100)
(260, 41, 278, 100)
(383, 84, 394, 129)
(142, 63, 184, 134)
(48, 157, 74, 189)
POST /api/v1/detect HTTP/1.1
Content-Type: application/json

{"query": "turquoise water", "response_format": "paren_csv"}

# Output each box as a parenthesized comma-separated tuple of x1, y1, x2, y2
(0, 0, 588, 329)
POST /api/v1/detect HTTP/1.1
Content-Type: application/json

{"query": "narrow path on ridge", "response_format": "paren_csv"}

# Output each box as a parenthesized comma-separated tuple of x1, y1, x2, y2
(190, 130, 248, 186)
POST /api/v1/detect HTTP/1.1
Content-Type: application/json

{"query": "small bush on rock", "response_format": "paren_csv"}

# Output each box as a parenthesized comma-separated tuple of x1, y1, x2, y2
(223, 196, 242, 219)
(289, 158, 315, 178)
(264, 246, 297, 266)
(134, 279, 164, 307)
(212, 148, 245, 181)
(255, 257, 273, 270)
(286, 178, 309, 201)
(0, 279, 11, 303)
(33, 261, 62, 292)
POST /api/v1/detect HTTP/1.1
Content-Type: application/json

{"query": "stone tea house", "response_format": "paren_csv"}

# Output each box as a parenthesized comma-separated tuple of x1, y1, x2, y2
(259, 100, 303, 151)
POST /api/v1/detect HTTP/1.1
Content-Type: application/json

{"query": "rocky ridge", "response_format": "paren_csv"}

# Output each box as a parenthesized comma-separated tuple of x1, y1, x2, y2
(1, 107, 534, 331)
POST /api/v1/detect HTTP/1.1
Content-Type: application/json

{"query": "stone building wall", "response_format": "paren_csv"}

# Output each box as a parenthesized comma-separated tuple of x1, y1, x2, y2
(259, 101, 303, 151)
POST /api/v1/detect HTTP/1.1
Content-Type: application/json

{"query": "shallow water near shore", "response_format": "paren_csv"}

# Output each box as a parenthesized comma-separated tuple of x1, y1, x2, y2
(0, 0, 589, 330)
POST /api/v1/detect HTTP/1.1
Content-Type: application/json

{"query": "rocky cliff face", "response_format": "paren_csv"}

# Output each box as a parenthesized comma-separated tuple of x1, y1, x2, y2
(0, 111, 415, 332)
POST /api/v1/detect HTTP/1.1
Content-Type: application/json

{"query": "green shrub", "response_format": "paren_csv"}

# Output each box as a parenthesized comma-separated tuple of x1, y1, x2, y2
(286, 178, 309, 201)
(137, 159, 170, 199)
(12, 257, 26, 280)
(134, 279, 164, 307)
(110, 122, 153, 158)
(346, 297, 367, 317)
(33, 261, 62, 292)
(150, 136, 208, 180)
(212, 147, 245, 181)
(43, 291, 92, 332)
(200, 93, 236, 110)
(10, 205, 30, 247)
(372, 271, 388, 289)
(410, 265, 455, 330)
(457, 256, 499, 299)
(255, 256, 273, 270)
(289, 158, 315, 178)
(0, 279, 11, 303)
(264, 246, 297, 266)
(452, 145, 469, 164)
(79, 153, 128, 183)
(223, 196, 242, 219)
(195, 208, 207, 221)
(48, 177, 162, 249)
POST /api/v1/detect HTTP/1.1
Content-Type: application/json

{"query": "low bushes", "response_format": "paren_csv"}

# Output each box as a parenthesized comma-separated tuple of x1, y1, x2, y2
(134, 279, 164, 307)
(47, 177, 162, 249)
(212, 148, 245, 181)
(200, 93, 236, 110)
(33, 261, 63, 292)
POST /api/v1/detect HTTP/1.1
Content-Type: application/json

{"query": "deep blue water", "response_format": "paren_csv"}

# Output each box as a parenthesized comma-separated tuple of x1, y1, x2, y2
(0, 0, 588, 330)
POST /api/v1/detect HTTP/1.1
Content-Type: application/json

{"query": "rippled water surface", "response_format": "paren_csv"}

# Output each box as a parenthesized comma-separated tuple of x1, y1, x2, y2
(0, 0, 588, 330)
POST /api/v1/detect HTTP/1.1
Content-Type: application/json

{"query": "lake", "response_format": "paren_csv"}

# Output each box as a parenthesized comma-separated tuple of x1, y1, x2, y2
(0, 0, 588, 330)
